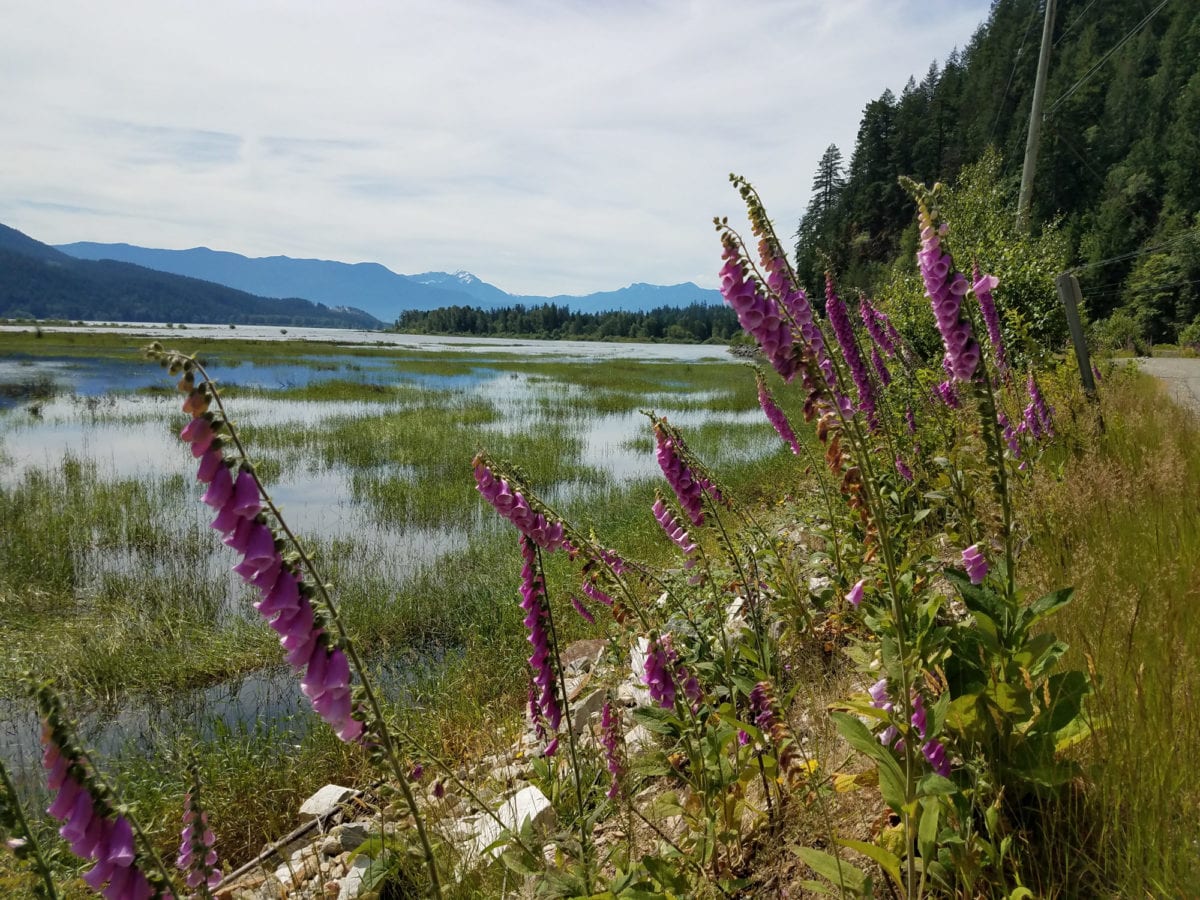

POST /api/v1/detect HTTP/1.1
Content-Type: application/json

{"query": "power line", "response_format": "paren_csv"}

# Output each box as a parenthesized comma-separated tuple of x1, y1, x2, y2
(1070, 226, 1200, 275)
(1054, 0, 1101, 46)
(989, 0, 1043, 144)
(1046, 0, 1172, 117)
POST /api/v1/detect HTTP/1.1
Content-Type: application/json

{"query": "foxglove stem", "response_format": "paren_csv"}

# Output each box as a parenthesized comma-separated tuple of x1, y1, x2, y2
(35, 684, 178, 900)
(177, 765, 221, 899)
(147, 345, 442, 898)
(0, 758, 61, 900)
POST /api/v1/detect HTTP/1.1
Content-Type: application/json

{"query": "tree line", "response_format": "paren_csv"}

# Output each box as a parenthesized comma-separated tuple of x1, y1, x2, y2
(393, 302, 740, 343)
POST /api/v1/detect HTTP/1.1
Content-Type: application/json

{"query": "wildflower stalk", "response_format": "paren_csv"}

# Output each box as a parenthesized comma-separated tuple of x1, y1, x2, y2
(147, 348, 442, 898)
(534, 544, 593, 894)
(0, 758, 60, 900)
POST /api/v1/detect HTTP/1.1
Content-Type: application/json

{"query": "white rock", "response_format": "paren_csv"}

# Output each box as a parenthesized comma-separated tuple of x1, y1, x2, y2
(623, 723, 655, 755)
(338, 854, 372, 900)
(456, 785, 556, 864)
(299, 784, 358, 821)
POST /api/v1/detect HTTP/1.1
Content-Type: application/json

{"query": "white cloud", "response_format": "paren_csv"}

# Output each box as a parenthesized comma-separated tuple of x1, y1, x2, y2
(0, 0, 991, 296)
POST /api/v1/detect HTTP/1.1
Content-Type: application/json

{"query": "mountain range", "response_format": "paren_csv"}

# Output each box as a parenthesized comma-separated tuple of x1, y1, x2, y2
(54, 241, 724, 321)
(0, 224, 381, 329)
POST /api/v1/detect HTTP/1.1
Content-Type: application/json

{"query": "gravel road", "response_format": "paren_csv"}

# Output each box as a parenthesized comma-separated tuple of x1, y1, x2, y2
(1137, 356, 1200, 417)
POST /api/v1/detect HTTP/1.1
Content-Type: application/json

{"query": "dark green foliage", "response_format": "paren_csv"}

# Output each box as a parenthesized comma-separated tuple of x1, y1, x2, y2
(793, 0, 1200, 343)
(394, 301, 738, 343)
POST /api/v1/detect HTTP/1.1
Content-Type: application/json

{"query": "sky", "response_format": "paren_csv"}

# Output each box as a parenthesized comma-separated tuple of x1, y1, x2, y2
(1, 0, 993, 297)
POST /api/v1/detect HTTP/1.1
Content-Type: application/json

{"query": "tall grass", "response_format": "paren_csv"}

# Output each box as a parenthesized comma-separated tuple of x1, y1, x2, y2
(1023, 367, 1200, 894)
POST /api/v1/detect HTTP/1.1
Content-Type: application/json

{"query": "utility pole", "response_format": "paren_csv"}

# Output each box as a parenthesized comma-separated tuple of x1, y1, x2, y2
(1017, 0, 1057, 232)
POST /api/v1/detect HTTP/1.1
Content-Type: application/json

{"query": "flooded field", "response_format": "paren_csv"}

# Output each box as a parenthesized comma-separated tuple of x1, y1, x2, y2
(0, 327, 795, 798)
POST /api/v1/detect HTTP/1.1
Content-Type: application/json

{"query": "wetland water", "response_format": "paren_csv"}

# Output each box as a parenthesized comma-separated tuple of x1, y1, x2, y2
(0, 326, 776, 790)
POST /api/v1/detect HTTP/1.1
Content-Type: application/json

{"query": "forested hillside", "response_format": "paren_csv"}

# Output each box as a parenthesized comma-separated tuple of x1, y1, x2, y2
(795, 0, 1200, 346)
(394, 301, 739, 343)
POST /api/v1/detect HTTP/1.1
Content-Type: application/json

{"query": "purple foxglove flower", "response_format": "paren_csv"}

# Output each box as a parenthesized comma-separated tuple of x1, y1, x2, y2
(642, 635, 677, 709)
(961, 544, 988, 585)
(756, 374, 802, 454)
(180, 415, 214, 453)
(923, 740, 951, 777)
(581, 580, 613, 607)
(103, 815, 135, 869)
(473, 459, 567, 551)
(869, 679, 899, 746)
(519, 535, 562, 736)
(896, 457, 914, 481)
(998, 412, 1020, 457)
(825, 274, 879, 431)
(870, 346, 892, 387)
(859, 295, 898, 358)
(720, 237, 798, 382)
(228, 468, 262, 518)
(200, 463, 233, 509)
(1027, 374, 1055, 439)
(846, 579, 865, 608)
(973, 264, 1006, 375)
(758, 242, 839, 391)
(654, 423, 705, 526)
(570, 595, 595, 624)
(935, 380, 960, 410)
(914, 197, 981, 381)
(910, 692, 928, 739)
(651, 495, 701, 563)
(601, 701, 625, 799)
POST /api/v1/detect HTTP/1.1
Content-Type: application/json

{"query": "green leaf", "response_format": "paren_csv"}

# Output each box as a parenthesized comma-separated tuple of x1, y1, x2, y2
(630, 706, 681, 735)
(916, 773, 957, 796)
(359, 849, 399, 892)
(832, 712, 907, 812)
(795, 847, 869, 896)
(642, 854, 690, 893)
(499, 846, 541, 877)
(1019, 587, 1074, 631)
(1030, 670, 1091, 736)
(918, 798, 941, 864)
(837, 838, 903, 891)
(986, 682, 1034, 720)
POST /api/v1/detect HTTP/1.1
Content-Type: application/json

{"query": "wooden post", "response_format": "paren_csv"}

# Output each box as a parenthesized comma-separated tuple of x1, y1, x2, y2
(1056, 272, 1097, 396)
(1017, 0, 1057, 232)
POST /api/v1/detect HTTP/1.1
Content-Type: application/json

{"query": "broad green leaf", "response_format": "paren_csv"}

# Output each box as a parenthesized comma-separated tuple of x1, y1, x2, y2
(918, 798, 941, 865)
(837, 837, 903, 890)
(1019, 587, 1074, 631)
(795, 847, 869, 895)
(832, 712, 907, 812)
(916, 773, 957, 796)
(630, 706, 681, 735)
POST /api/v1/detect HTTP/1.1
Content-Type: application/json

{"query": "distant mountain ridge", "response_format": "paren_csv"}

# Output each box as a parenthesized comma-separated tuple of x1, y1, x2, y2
(0, 224, 382, 329)
(55, 241, 724, 320)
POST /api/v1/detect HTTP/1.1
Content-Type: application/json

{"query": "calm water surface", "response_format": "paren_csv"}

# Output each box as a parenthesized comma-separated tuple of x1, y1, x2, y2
(0, 327, 768, 780)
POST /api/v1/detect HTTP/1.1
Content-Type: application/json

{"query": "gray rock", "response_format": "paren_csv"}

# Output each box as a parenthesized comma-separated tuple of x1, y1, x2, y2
(571, 689, 606, 737)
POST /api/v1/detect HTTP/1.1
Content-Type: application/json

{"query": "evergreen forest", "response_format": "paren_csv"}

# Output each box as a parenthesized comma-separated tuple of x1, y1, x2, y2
(793, 0, 1200, 349)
